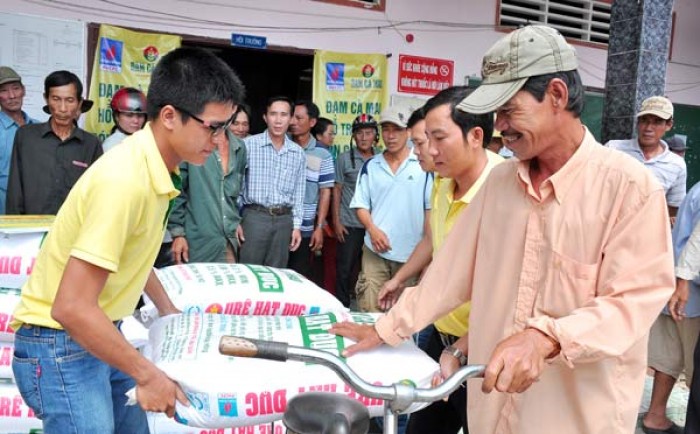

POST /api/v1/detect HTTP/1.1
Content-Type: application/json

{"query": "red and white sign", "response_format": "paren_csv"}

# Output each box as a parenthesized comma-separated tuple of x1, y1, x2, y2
(397, 54, 454, 96)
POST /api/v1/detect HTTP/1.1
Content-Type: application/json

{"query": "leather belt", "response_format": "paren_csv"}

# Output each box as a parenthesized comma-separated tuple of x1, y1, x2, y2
(22, 320, 122, 329)
(247, 203, 292, 216)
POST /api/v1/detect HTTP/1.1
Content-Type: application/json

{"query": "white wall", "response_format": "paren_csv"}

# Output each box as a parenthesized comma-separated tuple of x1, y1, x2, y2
(666, 0, 700, 105)
(5, 0, 700, 105)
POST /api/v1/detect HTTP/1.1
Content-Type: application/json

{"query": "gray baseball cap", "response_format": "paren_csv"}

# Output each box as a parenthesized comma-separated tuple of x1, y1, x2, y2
(379, 106, 409, 128)
(457, 25, 578, 115)
(667, 134, 688, 151)
(0, 67, 22, 86)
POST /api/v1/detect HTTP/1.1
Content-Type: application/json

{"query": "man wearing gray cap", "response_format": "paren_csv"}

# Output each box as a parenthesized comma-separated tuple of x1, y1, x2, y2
(349, 105, 430, 313)
(331, 25, 674, 434)
(0, 66, 37, 215)
(667, 134, 688, 158)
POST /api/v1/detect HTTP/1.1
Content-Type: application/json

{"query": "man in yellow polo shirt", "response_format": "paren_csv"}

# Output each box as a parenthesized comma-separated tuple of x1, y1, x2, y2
(378, 86, 502, 434)
(10, 47, 245, 433)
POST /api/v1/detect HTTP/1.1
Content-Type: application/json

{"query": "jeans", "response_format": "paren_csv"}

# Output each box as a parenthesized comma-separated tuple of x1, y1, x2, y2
(12, 324, 148, 434)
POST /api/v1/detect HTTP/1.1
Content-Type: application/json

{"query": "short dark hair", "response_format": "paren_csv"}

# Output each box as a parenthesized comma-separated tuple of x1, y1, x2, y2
(312, 117, 334, 137)
(407, 107, 425, 129)
(423, 85, 493, 146)
(233, 103, 251, 122)
(266, 96, 294, 114)
(147, 47, 245, 121)
(44, 70, 83, 100)
(295, 100, 320, 120)
(521, 70, 585, 118)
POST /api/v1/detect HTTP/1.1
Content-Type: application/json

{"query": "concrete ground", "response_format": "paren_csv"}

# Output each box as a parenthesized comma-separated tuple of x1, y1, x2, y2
(636, 374, 689, 433)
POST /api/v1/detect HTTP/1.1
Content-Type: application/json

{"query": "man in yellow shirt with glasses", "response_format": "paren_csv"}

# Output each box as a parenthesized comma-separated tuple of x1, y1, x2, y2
(10, 47, 245, 433)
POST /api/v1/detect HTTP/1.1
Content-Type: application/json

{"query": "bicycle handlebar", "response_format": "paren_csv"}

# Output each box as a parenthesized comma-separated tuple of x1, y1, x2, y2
(219, 336, 485, 409)
(219, 336, 289, 361)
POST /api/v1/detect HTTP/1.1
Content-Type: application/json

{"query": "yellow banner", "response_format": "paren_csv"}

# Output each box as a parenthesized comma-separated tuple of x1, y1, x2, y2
(85, 25, 181, 139)
(313, 50, 388, 158)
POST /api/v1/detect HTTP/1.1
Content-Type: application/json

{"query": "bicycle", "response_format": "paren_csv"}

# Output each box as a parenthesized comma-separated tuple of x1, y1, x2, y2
(219, 335, 485, 434)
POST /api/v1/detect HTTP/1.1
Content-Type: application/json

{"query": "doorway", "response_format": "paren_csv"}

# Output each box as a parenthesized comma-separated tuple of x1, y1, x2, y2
(182, 40, 313, 135)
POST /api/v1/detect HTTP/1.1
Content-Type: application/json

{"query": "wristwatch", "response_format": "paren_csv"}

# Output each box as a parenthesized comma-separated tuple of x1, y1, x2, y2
(442, 345, 467, 366)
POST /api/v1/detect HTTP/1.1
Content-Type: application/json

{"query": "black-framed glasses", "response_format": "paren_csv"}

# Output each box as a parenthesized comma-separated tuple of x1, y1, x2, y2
(173, 105, 235, 137)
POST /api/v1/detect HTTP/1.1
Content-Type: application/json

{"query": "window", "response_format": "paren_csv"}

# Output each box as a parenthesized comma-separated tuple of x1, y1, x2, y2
(499, 0, 612, 45)
(313, 0, 385, 12)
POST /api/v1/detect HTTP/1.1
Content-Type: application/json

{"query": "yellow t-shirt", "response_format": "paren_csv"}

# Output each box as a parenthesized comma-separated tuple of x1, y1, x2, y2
(432, 150, 503, 337)
(11, 124, 180, 330)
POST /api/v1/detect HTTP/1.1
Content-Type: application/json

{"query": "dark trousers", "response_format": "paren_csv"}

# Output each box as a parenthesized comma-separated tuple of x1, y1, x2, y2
(238, 207, 293, 268)
(288, 238, 313, 277)
(687, 333, 700, 433)
(334, 227, 365, 307)
(406, 329, 468, 434)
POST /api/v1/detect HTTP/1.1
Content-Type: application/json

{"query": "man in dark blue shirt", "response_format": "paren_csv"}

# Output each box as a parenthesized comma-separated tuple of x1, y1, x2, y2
(6, 70, 102, 215)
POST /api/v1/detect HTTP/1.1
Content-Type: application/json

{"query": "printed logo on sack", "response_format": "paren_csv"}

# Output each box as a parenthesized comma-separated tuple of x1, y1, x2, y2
(99, 37, 123, 73)
(143, 45, 159, 62)
(362, 64, 375, 78)
(326, 62, 345, 91)
(184, 305, 203, 314)
(205, 303, 224, 314)
(218, 394, 239, 417)
(188, 392, 211, 416)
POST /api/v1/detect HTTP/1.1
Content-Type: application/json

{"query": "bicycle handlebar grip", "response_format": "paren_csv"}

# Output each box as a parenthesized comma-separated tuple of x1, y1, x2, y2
(219, 336, 289, 361)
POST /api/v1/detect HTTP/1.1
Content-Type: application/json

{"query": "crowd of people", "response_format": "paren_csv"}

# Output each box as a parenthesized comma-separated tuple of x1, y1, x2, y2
(0, 23, 698, 434)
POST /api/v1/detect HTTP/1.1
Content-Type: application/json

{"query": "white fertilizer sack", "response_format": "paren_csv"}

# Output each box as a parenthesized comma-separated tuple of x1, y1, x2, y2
(0, 380, 42, 433)
(0, 342, 12, 380)
(145, 312, 437, 428)
(148, 412, 284, 434)
(140, 264, 345, 324)
(0, 289, 20, 342)
(0, 230, 46, 291)
(120, 315, 150, 350)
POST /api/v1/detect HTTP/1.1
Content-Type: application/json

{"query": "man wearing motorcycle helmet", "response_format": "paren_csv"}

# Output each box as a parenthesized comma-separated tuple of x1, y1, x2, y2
(332, 113, 378, 307)
(102, 87, 147, 152)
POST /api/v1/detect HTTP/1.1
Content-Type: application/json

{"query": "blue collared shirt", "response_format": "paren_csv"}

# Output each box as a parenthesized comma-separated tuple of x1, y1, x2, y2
(350, 151, 431, 262)
(0, 111, 37, 214)
(606, 138, 687, 207)
(242, 130, 306, 228)
(670, 181, 700, 317)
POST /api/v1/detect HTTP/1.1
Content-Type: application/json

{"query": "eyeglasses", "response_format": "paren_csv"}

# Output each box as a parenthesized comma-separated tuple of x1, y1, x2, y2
(173, 105, 235, 137)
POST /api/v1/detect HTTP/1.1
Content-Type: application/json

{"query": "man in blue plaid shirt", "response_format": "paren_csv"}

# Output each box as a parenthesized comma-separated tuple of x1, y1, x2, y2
(238, 96, 306, 268)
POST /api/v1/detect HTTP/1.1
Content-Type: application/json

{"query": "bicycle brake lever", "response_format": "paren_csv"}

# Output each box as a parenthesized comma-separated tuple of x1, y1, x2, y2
(219, 336, 289, 361)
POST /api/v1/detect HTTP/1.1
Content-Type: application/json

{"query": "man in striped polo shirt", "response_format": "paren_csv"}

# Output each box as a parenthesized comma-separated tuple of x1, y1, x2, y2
(287, 100, 335, 280)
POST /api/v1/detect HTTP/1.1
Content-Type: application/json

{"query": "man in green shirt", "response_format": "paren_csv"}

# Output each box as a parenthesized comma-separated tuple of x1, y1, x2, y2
(168, 129, 247, 263)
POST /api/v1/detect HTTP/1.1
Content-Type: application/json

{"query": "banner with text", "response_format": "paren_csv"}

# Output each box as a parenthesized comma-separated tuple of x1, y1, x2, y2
(397, 54, 454, 96)
(313, 50, 389, 158)
(85, 25, 181, 140)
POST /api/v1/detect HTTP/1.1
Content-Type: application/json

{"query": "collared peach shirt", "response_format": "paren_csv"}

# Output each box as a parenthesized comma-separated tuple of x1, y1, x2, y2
(376, 128, 675, 434)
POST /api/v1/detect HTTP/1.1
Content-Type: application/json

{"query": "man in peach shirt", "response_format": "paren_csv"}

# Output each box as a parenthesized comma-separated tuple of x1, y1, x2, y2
(331, 25, 675, 434)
